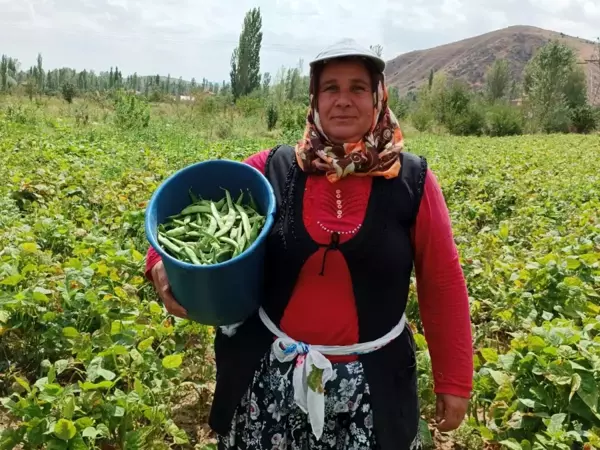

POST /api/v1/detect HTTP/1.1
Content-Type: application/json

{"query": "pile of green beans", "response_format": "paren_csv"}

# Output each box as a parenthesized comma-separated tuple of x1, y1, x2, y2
(157, 188, 265, 265)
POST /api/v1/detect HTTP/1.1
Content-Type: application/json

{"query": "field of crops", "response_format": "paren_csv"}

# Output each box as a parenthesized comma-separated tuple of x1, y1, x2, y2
(0, 104, 599, 450)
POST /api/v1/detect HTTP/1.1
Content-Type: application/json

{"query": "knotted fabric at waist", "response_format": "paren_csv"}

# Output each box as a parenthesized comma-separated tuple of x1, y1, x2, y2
(257, 307, 407, 441)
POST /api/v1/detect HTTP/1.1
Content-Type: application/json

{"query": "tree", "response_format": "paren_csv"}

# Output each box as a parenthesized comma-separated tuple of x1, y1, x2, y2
(36, 53, 44, 93)
(262, 72, 271, 94)
(230, 7, 263, 100)
(370, 44, 383, 57)
(0, 55, 7, 91)
(62, 82, 76, 103)
(524, 40, 587, 132)
(428, 69, 434, 90)
(485, 59, 511, 102)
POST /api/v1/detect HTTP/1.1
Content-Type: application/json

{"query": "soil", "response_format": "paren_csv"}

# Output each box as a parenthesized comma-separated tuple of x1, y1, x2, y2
(171, 381, 217, 448)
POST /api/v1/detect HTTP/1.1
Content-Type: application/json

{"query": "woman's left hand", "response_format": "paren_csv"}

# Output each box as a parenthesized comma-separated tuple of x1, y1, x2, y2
(435, 393, 469, 432)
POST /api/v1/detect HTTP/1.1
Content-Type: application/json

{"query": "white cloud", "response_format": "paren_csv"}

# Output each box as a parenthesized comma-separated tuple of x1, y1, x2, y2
(0, 0, 596, 83)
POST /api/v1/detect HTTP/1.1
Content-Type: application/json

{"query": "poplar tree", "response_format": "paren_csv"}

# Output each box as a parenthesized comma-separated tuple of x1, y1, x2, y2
(230, 7, 263, 100)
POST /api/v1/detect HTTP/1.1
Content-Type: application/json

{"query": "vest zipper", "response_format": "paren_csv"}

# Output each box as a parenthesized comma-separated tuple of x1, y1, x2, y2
(319, 232, 340, 276)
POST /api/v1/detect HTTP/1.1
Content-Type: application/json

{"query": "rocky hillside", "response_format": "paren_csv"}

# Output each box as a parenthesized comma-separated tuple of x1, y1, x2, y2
(384, 25, 599, 104)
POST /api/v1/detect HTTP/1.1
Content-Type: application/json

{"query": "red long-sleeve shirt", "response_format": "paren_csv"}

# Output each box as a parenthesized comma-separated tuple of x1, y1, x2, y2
(145, 150, 473, 398)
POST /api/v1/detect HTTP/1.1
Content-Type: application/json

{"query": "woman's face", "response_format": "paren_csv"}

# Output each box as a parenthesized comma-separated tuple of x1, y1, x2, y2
(316, 59, 374, 144)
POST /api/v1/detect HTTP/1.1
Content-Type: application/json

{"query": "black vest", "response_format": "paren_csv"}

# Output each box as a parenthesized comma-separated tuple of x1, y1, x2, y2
(209, 145, 428, 450)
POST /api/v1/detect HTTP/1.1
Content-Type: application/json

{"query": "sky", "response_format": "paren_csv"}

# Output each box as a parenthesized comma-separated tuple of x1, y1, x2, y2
(1, 0, 598, 83)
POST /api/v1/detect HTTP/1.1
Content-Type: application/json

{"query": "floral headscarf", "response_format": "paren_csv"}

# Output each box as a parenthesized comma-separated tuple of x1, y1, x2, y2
(294, 61, 405, 183)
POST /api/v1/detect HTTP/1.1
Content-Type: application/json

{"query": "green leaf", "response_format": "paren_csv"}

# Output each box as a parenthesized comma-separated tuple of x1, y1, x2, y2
(148, 301, 163, 316)
(413, 333, 427, 350)
(110, 321, 123, 335)
(134, 378, 144, 396)
(14, 376, 31, 393)
(526, 335, 546, 352)
(481, 348, 499, 363)
(546, 413, 566, 434)
(62, 327, 79, 338)
(82, 427, 99, 439)
(519, 398, 537, 408)
(130, 349, 143, 365)
(479, 426, 494, 440)
(32, 289, 49, 302)
(48, 364, 56, 384)
(566, 257, 581, 270)
(0, 274, 23, 286)
(55, 359, 69, 375)
(498, 353, 516, 371)
(113, 406, 125, 417)
(46, 439, 69, 450)
(499, 222, 509, 239)
(99, 344, 128, 357)
(576, 371, 598, 414)
(124, 430, 144, 450)
(418, 419, 433, 447)
(570, 373, 582, 401)
(63, 396, 75, 420)
(68, 434, 87, 450)
(489, 370, 511, 386)
(75, 417, 94, 430)
(137, 336, 154, 351)
(80, 380, 114, 391)
(54, 419, 76, 441)
(167, 422, 189, 445)
(86, 356, 115, 382)
(500, 438, 523, 450)
(21, 242, 38, 253)
(96, 424, 110, 438)
(162, 354, 183, 369)
(0, 311, 9, 323)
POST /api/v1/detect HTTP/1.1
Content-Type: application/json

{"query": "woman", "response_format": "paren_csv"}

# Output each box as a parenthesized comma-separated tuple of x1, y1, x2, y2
(145, 39, 473, 450)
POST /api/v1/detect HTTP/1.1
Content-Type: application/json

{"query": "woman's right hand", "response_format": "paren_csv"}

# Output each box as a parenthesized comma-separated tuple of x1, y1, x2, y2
(150, 261, 188, 318)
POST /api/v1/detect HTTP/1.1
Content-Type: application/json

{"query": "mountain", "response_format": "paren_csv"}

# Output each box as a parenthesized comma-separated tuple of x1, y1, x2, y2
(384, 25, 600, 104)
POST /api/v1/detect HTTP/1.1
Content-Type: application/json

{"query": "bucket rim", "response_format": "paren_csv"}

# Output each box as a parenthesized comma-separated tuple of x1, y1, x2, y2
(144, 158, 276, 271)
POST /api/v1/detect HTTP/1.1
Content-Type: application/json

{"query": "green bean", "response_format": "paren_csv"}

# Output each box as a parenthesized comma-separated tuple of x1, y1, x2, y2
(249, 220, 260, 242)
(236, 190, 244, 205)
(206, 214, 217, 235)
(181, 203, 212, 215)
(157, 187, 267, 265)
(234, 204, 252, 241)
(214, 207, 236, 238)
(248, 190, 258, 211)
(165, 226, 188, 237)
(214, 198, 226, 210)
(189, 188, 199, 203)
(158, 234, 182, 254)
(210, 202, 225, 230)
(219, 236, 239, 248)
(183, 246, 202, 265)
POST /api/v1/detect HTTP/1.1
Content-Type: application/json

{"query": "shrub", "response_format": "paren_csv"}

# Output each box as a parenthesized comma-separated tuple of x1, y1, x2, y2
(280, 103, 306, 141)
(485, 103, 523, 136)
(114, 92, 150, 130)
(236, 96, 264, 117)
(411, 106, 434, 132)
(266, 104, 278, 131)
(542, 101, 572, 134)
(61, 82, 76, 104)
(5, 103, 38, 125)
(446, 103, 485, 136)
(570, 104, 597, 134)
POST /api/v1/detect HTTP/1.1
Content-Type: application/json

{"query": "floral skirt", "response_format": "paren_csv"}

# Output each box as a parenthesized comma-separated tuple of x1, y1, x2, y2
(217, 350, 423, 450)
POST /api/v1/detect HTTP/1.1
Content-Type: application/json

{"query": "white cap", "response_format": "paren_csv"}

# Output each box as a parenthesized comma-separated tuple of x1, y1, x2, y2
(309, 38, 385, 73)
